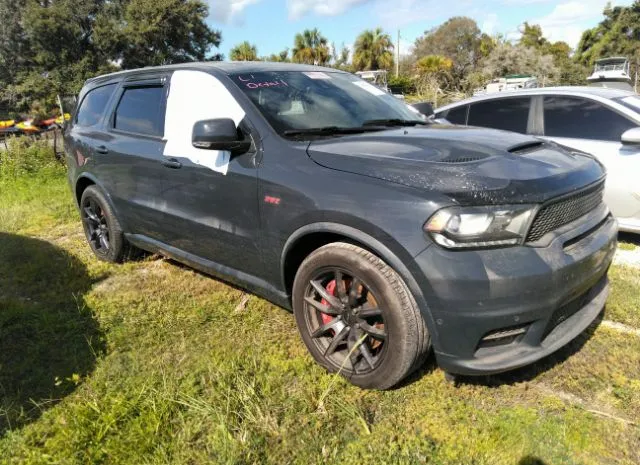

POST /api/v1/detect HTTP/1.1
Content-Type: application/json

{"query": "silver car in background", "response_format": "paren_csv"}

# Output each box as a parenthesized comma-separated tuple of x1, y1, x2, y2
(435, 87, 640, 233)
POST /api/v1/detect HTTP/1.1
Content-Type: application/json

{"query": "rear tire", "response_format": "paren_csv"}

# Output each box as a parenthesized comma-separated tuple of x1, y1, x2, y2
(80, 185, 138, 263)
(292, 242, 430, 389)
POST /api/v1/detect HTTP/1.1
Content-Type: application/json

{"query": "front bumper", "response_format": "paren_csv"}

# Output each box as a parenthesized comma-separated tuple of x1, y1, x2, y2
(414, 204, 617, 376)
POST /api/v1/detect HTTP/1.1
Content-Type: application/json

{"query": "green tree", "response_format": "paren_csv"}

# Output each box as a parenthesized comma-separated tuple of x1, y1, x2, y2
(330, 43, 350, 70)
(292, 29, 330, 65)
(575, 1, 640, 76)
(95, 0, 221, 69)
(352, 28, 394, 71)
(262, 48, 290, 62)
(482, 42, 559, 85)
(0, 0, 29, 90)
(413, 17, 483, 85)
(230, 41, 258, 61)
(0, 0, 222, 113)
(517, 22, 588, 85)
(519, 22, 548, 49)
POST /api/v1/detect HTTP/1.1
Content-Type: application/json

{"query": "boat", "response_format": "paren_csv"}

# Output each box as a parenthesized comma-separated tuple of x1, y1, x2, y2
(587, 57, 633, 91)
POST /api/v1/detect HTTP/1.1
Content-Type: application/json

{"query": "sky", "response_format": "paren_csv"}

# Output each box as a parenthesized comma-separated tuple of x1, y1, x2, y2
(206, 0, 634, 59)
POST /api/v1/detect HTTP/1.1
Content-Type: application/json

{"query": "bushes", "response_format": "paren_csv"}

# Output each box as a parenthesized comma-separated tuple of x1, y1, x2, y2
(388, 75, 416, 95)
(0, 137, 62, 179)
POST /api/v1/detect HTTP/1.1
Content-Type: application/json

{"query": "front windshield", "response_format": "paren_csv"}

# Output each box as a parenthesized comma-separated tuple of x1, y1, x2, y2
(230, 71, 422, 136)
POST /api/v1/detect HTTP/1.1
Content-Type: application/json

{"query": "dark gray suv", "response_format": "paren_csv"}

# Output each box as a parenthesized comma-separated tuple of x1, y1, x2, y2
(65, 62, 617, 389)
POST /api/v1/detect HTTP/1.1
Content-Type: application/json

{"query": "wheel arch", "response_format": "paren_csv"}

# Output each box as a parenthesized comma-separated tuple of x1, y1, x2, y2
(75, 175, 96, 207)
(280, 222, 439, 346)
(74, 174, 128, 232)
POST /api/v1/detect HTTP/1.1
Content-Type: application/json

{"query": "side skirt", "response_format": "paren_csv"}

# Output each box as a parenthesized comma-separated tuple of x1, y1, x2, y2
(125, 233, 291, 310)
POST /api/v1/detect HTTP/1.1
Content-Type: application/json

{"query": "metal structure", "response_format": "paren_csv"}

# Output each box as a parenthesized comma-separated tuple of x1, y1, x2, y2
(474, 75, 538, 96)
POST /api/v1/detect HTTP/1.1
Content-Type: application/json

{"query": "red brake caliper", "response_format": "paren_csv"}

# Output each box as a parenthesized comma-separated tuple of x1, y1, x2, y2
(321, 280, 337, 326)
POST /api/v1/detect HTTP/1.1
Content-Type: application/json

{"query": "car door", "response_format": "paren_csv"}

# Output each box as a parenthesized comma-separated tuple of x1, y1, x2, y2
(540, 95, 640, 225)
(466, 96, 533, 134)
(100, 76, 170, 237)
(65, 81, 119, 191)
(156, 69, 261, 276)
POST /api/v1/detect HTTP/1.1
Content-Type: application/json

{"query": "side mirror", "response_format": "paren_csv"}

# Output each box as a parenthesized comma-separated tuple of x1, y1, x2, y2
(192, 118, 251, 153)
(621, 127, 640, 145)
(411, 101, 434, 118)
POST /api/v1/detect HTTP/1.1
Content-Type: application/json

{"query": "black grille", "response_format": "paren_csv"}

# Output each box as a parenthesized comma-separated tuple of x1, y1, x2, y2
(542, 288, 592, 339)
(440, 155, 487, 163)
(526, 182, 604, 242)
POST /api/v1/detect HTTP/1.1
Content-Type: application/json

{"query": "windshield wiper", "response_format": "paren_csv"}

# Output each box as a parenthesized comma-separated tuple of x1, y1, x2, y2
(362, 118, 428, 127)
(283, 126, 386, 138)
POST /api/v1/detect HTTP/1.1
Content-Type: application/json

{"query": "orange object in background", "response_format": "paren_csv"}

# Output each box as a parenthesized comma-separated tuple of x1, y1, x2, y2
(15, 120, 40, 133)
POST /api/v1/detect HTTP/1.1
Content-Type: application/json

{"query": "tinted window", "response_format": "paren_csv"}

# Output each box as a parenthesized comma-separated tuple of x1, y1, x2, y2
(468, 97, 530, 133)
(445, 105, 468, 124)
(76, 84, 116, 127)
(114, 86, 165, 136)
(544, 96, 637, 141)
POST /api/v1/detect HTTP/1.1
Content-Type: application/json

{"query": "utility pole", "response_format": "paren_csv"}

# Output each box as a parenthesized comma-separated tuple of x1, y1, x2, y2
(396, 29, 400, 78)
(635, 57, 638, 93)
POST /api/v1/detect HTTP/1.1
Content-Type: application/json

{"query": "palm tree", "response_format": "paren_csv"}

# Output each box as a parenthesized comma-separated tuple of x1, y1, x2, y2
(230, 41, 258, 61)
(292, 29, 330, 65)
(352, 28, 394, 71)
(415, 55, 453, 76)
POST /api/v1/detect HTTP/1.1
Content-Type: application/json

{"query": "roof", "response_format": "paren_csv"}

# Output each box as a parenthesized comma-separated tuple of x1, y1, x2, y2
(86, 61, 346, 84)
(436, 86, 636, 112)
(595, 57, 629, 63)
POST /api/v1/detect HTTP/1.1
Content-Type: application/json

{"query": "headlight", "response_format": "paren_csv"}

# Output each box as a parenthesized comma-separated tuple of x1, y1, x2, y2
(424, 205, 536, 249)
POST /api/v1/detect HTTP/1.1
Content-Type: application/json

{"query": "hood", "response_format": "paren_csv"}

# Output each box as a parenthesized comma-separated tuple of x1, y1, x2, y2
(306, 125, 605, 205)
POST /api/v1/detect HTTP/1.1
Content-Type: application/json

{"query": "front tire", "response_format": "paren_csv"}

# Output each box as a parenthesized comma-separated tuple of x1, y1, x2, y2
(292, 242, 430, 389)
(80, 185, 137, 263)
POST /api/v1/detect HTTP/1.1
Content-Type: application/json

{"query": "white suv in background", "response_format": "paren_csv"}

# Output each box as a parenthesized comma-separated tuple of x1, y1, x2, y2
(435, 87, 640, 234)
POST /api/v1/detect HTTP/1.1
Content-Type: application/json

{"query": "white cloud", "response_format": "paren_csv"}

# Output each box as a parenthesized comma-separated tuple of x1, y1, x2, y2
(372, 0, 441, 28)
(208, 0, 261, 24)
(287, 0, 373, 20)
(529, 0, 633, 47)
(481, 13, 499, 35)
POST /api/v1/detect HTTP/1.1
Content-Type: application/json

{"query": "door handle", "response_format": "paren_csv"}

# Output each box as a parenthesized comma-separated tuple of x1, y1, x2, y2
(95, 145, 109, 154)
(162, 158, 182, 169)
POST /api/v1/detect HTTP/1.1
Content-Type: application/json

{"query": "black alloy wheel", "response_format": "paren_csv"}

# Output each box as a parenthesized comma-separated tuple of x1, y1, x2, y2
(302, 268, 387, 374)
(82, 197, 111, 254)
(292, 242, 431, 389)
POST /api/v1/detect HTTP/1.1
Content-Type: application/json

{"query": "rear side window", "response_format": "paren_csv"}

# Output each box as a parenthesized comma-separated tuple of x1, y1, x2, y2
(76, 84, 116, 127)
(544, 96, 637, 141)
(445, 105, 468, 124)
(114, 86, 165, 136)
(468, 97, 530, 133)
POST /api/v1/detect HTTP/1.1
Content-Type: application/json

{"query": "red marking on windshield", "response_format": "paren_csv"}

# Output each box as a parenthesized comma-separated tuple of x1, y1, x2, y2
(264, 195, 281, 205)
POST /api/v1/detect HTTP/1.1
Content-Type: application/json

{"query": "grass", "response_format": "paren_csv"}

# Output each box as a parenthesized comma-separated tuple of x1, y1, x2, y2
(617, 233, 639, 252)
(1, 160, 639, 464)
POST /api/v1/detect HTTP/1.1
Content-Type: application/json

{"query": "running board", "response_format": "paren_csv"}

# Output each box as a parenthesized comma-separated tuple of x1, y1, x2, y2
(125, 233, 291, 310)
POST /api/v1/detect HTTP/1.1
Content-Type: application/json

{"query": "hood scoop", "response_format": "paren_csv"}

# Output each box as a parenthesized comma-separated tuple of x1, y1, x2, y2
(508, 141, 545, 154)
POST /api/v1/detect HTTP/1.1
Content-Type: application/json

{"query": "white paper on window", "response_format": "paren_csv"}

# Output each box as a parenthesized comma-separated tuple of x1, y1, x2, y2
(163, 70, 246, 175)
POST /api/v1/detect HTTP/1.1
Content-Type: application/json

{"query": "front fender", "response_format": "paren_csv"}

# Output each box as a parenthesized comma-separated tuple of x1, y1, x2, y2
(281, 221, 440, 348)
